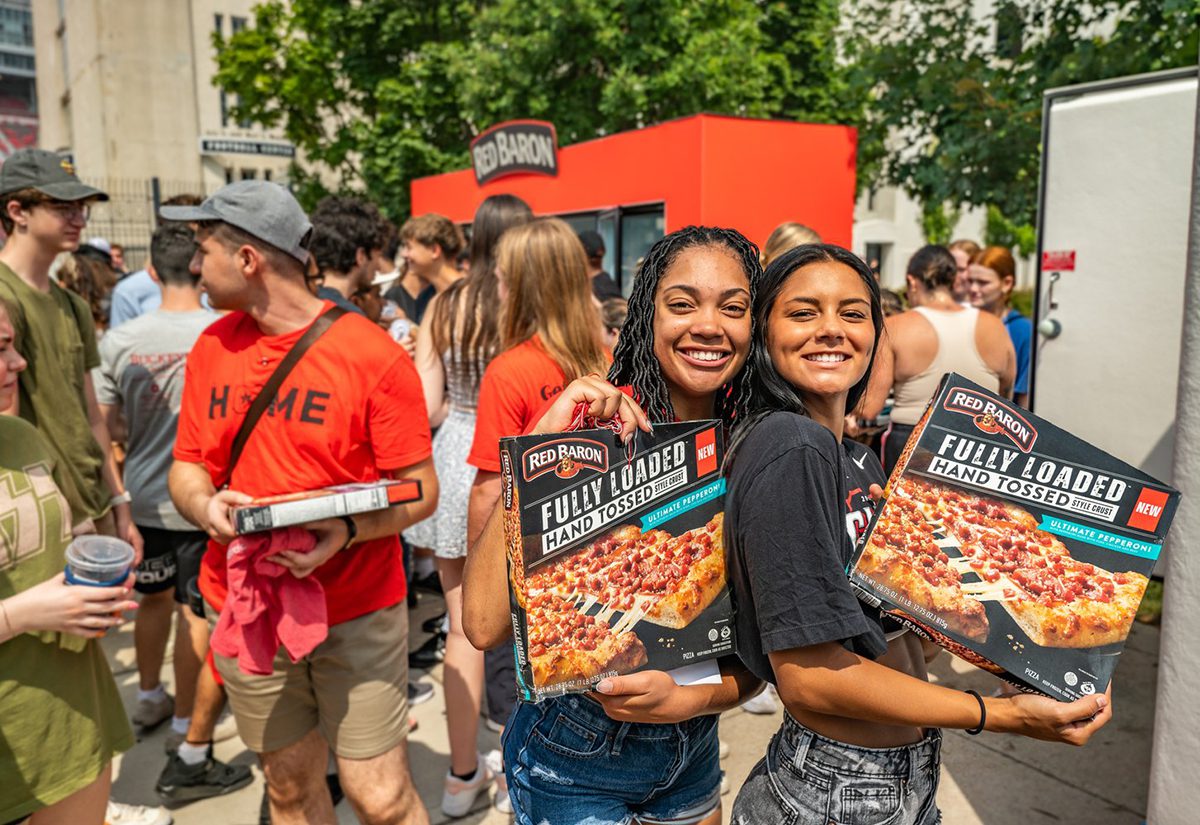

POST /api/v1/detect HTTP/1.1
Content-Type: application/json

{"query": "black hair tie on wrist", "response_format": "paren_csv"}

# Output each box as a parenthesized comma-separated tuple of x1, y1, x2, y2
(338, 515, 358, 551)
(965, 689, 986, 735)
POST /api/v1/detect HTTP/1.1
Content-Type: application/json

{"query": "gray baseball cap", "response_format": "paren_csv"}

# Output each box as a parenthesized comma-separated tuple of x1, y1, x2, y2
(160, 180, 312, 264)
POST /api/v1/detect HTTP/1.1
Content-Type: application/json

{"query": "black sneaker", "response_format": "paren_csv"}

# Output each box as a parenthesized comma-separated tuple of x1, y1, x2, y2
(408, 633, 446, 669)
(421, 611, 448, 634)
(409, 681, 435, 706)
(156, 749, 253, 804)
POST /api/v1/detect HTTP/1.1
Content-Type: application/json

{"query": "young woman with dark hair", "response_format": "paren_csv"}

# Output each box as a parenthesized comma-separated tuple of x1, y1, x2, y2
(406, 194, 533, 818)
(723, 244, 1111, 825)
(463, 225, 765, 825)
(860, 243, 1014, 476)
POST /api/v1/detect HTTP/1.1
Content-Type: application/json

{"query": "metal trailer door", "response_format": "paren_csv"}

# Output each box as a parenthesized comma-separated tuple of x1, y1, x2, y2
(1034, 68, 1198, 484)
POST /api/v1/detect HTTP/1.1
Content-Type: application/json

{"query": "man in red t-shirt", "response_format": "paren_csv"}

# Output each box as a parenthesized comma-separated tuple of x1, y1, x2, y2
(165, 181, 437, 825)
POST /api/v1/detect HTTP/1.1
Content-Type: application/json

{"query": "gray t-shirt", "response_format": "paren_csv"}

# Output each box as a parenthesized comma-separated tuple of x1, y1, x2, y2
(95, 309, 214, 530)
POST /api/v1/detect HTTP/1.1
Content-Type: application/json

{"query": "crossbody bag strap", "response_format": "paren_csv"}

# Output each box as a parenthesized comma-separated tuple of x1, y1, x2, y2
(220, 306, 349, 488)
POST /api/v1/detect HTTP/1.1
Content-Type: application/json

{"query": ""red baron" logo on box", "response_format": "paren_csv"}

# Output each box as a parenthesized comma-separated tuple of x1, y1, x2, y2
(521, 438, 609, 481)
(943, 390, 1038, 453)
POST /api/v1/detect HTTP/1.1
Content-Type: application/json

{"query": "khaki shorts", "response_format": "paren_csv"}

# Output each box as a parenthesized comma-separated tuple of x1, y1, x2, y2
(210, 602, 410, 759)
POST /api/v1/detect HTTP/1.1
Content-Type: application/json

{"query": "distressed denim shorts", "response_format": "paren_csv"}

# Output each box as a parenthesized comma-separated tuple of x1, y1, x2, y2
(502, 693, 722, 825)
(731, 712, 942, 825)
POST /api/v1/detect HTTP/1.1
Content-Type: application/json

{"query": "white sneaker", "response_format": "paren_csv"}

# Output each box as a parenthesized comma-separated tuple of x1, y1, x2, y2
(441, 755, 495, 818)
(105, 800, 173, 825)
(741, 685, 779, 715)
(484, 749, 513, 815)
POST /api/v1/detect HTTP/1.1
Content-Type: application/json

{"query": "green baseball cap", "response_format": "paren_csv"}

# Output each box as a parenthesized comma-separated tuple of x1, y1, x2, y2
(0, 149, 109, 201)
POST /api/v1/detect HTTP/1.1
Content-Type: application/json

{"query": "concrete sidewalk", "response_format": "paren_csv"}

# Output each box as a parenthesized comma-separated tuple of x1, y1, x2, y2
(102, 592, 1157, 824)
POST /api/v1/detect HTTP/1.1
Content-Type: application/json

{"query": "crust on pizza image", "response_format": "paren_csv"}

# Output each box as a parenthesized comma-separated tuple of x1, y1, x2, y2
(857, 493, 991, 642)
(872, 476, 1149, 650)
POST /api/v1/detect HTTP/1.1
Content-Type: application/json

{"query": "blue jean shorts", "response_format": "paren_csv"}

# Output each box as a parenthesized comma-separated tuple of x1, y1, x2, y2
(731, 712, 942, 825)
(502, 693, 723, 825)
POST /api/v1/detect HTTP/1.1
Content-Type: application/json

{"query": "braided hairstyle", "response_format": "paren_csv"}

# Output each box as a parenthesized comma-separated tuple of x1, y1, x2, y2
(608, 226, 762, 429)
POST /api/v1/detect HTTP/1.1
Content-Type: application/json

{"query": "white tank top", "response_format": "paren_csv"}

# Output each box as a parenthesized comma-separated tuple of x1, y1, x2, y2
(890, 307, 1001, 425)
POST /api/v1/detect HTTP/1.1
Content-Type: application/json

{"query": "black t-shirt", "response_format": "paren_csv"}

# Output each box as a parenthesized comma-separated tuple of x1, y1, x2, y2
(591, 271, 622, 301)
(385, 283, 436, 325)
(725, 411, 888, 686)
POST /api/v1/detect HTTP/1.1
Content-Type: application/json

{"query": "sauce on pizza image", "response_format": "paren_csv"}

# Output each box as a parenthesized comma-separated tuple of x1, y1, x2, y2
(520, 513, 726, 687)
(861, 476, 1149, 650)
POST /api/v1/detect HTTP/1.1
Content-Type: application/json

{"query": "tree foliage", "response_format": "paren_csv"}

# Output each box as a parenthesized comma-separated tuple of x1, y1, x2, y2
(213, 0, 854, 217)
(845, 0, 1199, 250)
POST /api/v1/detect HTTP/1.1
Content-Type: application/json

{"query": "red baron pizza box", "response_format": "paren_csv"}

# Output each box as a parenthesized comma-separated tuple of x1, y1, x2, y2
(850, 373, 1179, 700)
(500, 421, 734, 702)
(232, 479, 423, 535)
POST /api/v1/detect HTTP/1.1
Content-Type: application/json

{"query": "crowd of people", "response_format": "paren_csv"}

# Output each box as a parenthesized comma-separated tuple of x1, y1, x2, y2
(0, 144, 1110, 825)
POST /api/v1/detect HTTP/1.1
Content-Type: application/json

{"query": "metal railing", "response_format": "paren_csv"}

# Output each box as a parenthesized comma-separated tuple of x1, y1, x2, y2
(82, 176, 214, 269)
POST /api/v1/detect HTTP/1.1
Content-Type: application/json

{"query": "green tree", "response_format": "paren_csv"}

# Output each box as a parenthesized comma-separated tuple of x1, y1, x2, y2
(214, 0, 853, 219)
(213, 0, 477, 217)
(846, 0, 1199, 251)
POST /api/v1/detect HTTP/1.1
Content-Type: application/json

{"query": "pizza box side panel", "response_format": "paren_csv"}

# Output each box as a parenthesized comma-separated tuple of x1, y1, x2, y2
(233, 485, 390, 534)
(499, 437, 539, 702)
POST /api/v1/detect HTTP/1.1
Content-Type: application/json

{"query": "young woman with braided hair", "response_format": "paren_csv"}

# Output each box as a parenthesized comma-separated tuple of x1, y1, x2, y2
(463, 225, 765, 825)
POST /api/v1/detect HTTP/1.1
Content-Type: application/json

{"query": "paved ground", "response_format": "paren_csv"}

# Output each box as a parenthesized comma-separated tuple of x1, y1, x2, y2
(102, 590, 1157, 824)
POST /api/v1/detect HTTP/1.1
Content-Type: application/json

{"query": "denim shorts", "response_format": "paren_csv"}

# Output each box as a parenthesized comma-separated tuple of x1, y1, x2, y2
(502, 693, 723, 825)
(732, 712, 942, 825)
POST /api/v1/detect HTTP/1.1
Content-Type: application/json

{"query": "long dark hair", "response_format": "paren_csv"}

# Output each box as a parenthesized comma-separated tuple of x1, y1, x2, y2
(432, 194, 533, 390)
(608, 226, 761, 428)
(727, 243, 883, 464)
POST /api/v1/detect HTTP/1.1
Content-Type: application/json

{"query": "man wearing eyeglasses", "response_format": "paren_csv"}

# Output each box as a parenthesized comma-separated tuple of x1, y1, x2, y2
(0, 149, 143, 560)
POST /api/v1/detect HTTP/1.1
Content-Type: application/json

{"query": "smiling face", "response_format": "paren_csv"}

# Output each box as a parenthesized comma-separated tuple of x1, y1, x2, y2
(0, 303, 28, 410)
(766, 260, 876, 413)
(651, 245, 752, 414)
(402, 239, 439, 281)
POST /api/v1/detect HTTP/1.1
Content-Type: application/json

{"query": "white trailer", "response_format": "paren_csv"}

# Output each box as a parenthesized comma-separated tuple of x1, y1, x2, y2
(1033, 67, 1198, 485)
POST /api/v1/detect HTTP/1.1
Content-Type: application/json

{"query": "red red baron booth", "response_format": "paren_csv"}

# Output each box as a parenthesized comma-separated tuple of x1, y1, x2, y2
(411, 114, 858, 293)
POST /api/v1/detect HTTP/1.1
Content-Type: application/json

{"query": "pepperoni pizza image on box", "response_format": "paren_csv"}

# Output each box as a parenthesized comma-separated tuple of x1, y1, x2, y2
(500, 421, 734, 702)
(851, 374, 1179, 701)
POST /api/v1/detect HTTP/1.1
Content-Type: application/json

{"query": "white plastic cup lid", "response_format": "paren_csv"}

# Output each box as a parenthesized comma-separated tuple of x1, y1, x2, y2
(65, 535, 135, 582)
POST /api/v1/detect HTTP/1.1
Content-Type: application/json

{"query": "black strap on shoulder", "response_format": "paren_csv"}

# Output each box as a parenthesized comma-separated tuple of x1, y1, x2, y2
(221, 306, 348, 488)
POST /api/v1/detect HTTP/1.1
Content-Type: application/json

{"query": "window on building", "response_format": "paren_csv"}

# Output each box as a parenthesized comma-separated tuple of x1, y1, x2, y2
(995, 2, 1023, 60)
(231, 16, 247, 34)
(263, 169, 273, 181)
(240, 169, 257, 180)
(220, 90, 228, 127)
(864, 242, 890, 281)
(224, 168, 234, 184)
